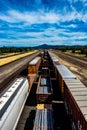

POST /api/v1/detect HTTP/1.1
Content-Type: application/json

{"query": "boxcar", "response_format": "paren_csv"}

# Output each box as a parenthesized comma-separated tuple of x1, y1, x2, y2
(55, 65, 76, 96)
(64, 79, 87, 130)
(28, 56, 41, 89)
(28, 56, 41, 74)
(48, 52, 60, 67)
(28, 73, 36, 90)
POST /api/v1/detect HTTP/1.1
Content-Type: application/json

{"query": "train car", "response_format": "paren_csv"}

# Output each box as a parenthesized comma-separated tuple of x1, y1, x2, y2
(39, 52, 44, 59)
(33, 104, 54, 130)
(52, 57, 61, 68)
(40, 76, 51, 86)
(40, 52, 49, 69)
(42, 59, 49, 67)
(44, 50, 48, 56)
(55, 65, 76, 96)
(41, 51, 49, 67)
(28, 56, 41, 89)
(28, 56, 41, 74)
(36, 76, 52, 102)
(64, 79, 87, 130)
(0, 77, 29, 130)
(48, 52, 61, 72)
(41, 67, 50, 77)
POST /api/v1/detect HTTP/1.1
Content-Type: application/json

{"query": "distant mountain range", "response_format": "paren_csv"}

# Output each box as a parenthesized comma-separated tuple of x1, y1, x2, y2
(33, 44, 85, 49)
(0, 44, 86, 49)
(33, 44, 58, 49)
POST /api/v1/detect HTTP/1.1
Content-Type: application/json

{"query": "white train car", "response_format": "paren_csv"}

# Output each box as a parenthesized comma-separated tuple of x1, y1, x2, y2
(0, 77, 29, 130)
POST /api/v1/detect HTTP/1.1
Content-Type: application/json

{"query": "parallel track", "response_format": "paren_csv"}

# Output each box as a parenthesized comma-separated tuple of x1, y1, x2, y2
(0, 52, 40, 92)
(63, 52, 87, 62)
(54, 51, 87, 69)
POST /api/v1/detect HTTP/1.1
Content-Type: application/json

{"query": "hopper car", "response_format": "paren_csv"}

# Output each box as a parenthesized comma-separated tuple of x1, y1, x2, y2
(33, 104, 54, 130)
(36, 76, 52, 102)
(0, 78, 29, 130)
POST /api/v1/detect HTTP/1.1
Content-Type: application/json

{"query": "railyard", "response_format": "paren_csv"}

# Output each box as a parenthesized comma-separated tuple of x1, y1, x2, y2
(0, 50, 87, 130)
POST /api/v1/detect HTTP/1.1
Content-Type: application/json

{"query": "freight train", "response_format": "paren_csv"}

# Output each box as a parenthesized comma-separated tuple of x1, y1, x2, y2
(48, 51, 87, 130)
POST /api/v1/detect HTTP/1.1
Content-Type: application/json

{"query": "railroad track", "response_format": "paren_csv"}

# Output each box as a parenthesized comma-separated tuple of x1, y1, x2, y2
(63, 52, 87, 62)
(0, 51, 40, 92)
(54, 51, 87, 69)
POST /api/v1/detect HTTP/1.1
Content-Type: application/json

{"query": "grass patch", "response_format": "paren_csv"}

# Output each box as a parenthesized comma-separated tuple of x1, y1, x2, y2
(65, 50, 85, 57)
(0, 52, 20, 58)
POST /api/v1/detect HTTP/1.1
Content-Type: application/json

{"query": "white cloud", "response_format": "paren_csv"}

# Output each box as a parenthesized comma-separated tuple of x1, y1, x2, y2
(0, 8, 87, 25)
(0, 10, 60, 24)
(0, 14, 14, 23)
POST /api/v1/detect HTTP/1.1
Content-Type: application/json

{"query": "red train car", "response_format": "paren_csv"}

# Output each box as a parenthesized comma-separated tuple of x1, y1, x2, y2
(64, 79, 87, 130)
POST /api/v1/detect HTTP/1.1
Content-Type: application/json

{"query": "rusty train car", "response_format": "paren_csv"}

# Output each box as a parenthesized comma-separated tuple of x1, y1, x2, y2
(48, 51, 87, 130)
(36, 76, 52, 102)
(28, 56, 41, 90)
(28, 56, 41, 74)
(64, 79, 87, 130)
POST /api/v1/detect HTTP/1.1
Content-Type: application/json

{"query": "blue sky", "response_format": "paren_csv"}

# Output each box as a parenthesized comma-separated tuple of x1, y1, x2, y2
(0, 0, 87, 47)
